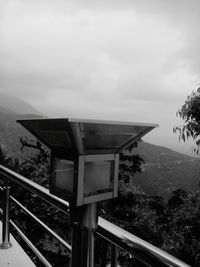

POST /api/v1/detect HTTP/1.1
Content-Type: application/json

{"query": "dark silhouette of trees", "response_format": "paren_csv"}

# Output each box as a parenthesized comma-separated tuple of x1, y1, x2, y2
(2, 136, 200, 266)
(20, 136, 49, 159)
(167, 189, 188, 209)
(0, 145, 19, 169)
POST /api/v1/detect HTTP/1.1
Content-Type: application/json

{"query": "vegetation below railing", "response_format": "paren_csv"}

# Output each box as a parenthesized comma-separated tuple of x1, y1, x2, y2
(0, 143, 198, 266)
(0, 165, 191, 267)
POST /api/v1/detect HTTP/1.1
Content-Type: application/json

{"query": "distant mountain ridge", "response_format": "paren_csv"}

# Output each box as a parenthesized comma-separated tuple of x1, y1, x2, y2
(0, 93, 41, 115)
(0, 93, 43, 158)
(0, 93, 199, 200)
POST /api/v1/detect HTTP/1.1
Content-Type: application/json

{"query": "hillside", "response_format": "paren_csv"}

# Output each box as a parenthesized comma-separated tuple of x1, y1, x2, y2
(0, 94, 43, 158)
(0, 93, 41, 116)
(0, 93, 200, 200)
(133, 142, 200, 199)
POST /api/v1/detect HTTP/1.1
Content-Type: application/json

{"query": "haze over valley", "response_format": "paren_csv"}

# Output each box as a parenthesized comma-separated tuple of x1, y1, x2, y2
(0, 93, 199, 200)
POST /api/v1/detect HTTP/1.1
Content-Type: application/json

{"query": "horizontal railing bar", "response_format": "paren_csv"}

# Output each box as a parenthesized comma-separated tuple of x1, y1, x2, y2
(97, 217, 191, 267)
(10, 195, 72, 251)
(0, 165, 69, 214)
(10, 219, 53, 267)
(0, 165, 190, 267)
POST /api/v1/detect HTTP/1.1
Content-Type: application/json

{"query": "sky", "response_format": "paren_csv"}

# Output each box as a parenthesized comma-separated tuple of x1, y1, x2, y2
(0, 0, 200, 156)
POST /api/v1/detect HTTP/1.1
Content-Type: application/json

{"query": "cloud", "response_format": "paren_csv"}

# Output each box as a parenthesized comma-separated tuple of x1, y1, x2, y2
(0, 1, 191, 101)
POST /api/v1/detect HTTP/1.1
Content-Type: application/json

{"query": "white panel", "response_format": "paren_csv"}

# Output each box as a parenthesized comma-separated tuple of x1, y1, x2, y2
(54, 159, 74, 193)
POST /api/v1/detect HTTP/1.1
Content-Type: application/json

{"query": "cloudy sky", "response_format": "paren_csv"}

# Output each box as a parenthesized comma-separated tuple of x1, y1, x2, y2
(0, 0, 200, 156)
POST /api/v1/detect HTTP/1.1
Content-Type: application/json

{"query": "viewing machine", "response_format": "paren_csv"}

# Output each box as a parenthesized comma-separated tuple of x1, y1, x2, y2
(17, 118, 158, 267)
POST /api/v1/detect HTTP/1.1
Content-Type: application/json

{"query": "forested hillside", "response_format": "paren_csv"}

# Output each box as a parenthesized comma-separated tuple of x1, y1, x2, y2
(0, 94, 199, 199)
(1, 94, 200, 266)
(133, 142, 200, 199)
(0, 93, 41, 115)
(0, 94, 42, 158)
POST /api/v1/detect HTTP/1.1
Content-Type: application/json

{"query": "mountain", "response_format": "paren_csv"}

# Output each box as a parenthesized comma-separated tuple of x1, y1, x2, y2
(0, 93, 41, 116)
(0, 93, 43, 158)
(0, 94, 199, 200)
(132, 142, 200, 200)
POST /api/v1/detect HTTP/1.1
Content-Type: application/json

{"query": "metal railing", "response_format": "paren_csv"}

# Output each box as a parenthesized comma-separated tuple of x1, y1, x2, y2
(0, 165, 191, 267)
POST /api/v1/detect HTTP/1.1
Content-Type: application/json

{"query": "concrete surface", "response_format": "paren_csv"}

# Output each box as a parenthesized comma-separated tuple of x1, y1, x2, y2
(0, 222, 36, 267)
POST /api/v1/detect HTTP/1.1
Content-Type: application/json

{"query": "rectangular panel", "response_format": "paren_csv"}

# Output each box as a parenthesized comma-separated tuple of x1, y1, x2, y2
(54, 158, 74, 193)
(83, 160, 114, 197)
(84, 133, 135, 150)
(35, 131, 72, 148)
(83, 192, 113, 205)
(80, 122, 148, 134)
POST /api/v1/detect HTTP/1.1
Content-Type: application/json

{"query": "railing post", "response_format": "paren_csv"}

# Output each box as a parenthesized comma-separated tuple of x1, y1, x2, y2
(0, 186, 12, 249)
(111, 244, 118, 267)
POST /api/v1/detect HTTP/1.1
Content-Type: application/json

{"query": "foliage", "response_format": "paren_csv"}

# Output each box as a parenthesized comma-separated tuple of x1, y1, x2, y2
(119, 153, 144, 183)
(162, 190, 200, 265)
(14, 136, 50, 187)
(0, 145, 19, 170)
(102, 187, 200, 266)
(2, 137, 200, 266)
(103, 190, 164, 245)
(20, 136, 49, 158)
(17, 151, 50, 187)
(167, 189, 189, 209)
(174, 87, 200, 154)
(0, 140, 70, 266)
(118, 141, 145, 194)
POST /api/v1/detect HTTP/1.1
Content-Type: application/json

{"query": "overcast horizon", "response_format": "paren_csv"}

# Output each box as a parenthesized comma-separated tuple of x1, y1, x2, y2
(1, 0, 200, 157)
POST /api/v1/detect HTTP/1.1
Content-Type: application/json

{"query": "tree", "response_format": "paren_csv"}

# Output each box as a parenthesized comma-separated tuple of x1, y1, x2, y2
(0, 145, 19, 170)
(167, 189, 188, 209)
(20, 136, 49, 158)
(163, 190, 200, 265)
(174, 87, 200, 154)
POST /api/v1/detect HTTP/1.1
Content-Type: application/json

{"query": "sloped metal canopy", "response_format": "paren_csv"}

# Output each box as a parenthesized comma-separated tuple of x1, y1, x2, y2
(17, 118, 158, 155)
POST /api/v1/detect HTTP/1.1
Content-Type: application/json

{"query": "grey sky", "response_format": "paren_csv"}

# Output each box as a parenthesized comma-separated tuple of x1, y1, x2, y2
(1, 0, 200, 156)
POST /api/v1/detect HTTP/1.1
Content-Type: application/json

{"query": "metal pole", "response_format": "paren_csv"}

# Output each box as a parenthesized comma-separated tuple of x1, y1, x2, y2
(71, 202, 98, 267)
(111, 244, 118, 267)
(0, 186, 12, 249)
